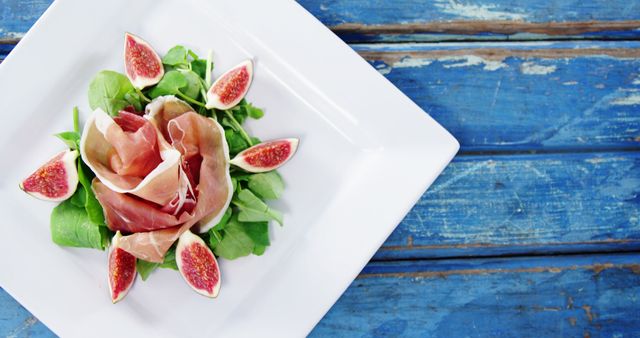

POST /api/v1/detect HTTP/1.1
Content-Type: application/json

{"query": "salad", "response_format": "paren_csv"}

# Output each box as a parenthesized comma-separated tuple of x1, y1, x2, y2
(19, 33, 299, 302)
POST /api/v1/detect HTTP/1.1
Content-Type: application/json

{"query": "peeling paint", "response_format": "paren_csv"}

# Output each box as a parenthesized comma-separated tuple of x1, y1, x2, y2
(521, 62, 557, 75)
(393, 57, 433, 69)
(434, 0, 527, 20)
(582, 305, 594, 323)
(611, 94, 640, 105)
(0, 29, 25, 39)
(440, 55, 506, 71)
(5, 316, 37, 338)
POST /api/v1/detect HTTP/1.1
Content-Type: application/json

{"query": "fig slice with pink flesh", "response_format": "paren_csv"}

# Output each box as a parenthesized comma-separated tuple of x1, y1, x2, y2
(206, 60, 253, 110)
(230, 138, 299, 173)
(176, 230, 221, 297)
(124, 32, 164, 89)
(108, 231, 137, 303)
(19, 149, 79, 202)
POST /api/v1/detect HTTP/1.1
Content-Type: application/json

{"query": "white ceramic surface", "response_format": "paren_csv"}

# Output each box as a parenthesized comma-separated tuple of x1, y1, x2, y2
(0, 0, 459, 337)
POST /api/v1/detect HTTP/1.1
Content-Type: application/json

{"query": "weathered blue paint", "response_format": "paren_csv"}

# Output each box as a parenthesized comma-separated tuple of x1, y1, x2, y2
(0, 43, 15, 59)
(0, 288, 53, 337)
(311, 253, 640, 336)
(298, 0, 640, 42)
(299, 0, 640, 26)
(357, 41, 640, 152)
(0, 0, 51, 39)
(3, 1, 640, 41)
(376, 152, 640, 260)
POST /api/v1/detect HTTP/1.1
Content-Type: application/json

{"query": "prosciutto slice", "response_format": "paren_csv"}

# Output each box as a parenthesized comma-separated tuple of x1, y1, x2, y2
(80, 108, 182, 206)
(83, 96, 233, 263)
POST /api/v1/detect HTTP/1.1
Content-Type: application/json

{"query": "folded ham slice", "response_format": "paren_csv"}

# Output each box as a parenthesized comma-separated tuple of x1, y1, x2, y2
(82, 96, 233, 262)
(80, 108, 182, 206)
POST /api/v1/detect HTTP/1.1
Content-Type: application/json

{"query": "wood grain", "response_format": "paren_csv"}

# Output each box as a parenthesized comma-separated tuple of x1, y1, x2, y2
(0, 0, 51, 39)
(376, 152, 640, 260)
(0, 288, 52, 337)
(311, 253, 640, 336)
(4, 1, 640, 41)
(298, 0, 640, 41)
(356, 41, 640, 152)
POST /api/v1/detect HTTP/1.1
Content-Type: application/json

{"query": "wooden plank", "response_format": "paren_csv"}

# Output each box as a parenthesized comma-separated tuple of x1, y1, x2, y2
(298, 0, 640, 42)
(311, 253, 640, 336)
(4, 1, 640, 42)
(0, 0, 51, 40)
(4, 254, 638, 336)
(356, 41, 640, 152)
(0, 288, 52, 337)
(375, 152, 640, 260)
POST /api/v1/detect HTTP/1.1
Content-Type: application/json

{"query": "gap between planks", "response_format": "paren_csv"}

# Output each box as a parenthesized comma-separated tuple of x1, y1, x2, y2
(356, 46, 640, 63)
(331, 20, 640, 36)
(358, 263, 640, 279)
(357, 252, 640, 279)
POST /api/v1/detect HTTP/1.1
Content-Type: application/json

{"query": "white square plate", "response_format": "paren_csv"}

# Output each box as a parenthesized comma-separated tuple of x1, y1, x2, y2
(0, 0, 458, 336)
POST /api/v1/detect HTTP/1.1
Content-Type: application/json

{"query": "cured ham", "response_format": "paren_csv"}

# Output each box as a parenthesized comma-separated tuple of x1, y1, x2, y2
(80, 108, 182, 206)
(81, 96, 233, 262)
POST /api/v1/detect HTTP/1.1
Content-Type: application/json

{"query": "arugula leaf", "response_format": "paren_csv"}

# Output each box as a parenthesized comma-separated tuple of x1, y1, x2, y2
(88, 70, 136, 116)
(230, 105, 248, 125)
(230, 100, 265, 121)
(233, 189, 283, 225)
(162, 45, 188, 66)
(212, 207, 233, 232)
(248, 172, 284, 200)
(70, 185, 87, 208)
(136, 259, 159, 281)
(149, 70, 188, 98)
(77, 160, 105, 226)
(222, 110, 254, 147)
(55, 131, 80, 150)
(191, 59, 210, 79)
(179, 69, 203, 100)
(149, 70, 206, 108)
(245, 103, 264, 119)
(50, 195, 109, 250)
(253, 245, 267, 256)
(225, 129, 250, 155)
(241, 220, 270, 246)
(124, 91, 143, 112)
(136, 247, 178, 281)
(161, 247, 178, 270)
(211, 215, 270, 259)
(73, 106, 80, 132)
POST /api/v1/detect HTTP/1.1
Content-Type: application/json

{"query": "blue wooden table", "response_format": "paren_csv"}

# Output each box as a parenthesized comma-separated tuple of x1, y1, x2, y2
(2, 1, 639, 336)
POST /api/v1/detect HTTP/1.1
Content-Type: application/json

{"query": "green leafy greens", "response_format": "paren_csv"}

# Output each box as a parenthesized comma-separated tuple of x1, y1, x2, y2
(136, 247, 178, 281)
(51, 195, 109, 250)
(50, 108, 110, 250)
(88, 70, 141, 116)
(47, 43, 285, 281)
